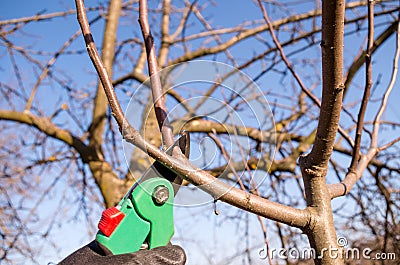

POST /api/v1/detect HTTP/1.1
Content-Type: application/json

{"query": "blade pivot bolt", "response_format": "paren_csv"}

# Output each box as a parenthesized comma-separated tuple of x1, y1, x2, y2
(153, 185, 169, 205)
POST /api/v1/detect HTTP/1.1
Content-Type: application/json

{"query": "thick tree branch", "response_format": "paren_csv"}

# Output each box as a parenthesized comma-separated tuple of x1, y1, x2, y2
(0, 110, 127, 207)
(296, 1, 345, 264)
(299, 5, 345, 176)
(172, 119, 275, 143)
(0, 110, 90, 160)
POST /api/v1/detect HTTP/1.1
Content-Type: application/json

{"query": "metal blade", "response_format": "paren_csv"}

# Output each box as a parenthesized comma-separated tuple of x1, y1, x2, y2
(124, 132, 190, 199)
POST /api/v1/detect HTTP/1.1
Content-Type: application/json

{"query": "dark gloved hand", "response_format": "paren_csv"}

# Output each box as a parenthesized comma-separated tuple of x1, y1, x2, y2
(58, 240, 186, 265)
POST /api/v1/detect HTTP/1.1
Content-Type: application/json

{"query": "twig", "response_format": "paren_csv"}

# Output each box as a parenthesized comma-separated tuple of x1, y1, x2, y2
(208, 131, 273, 264)
(256, 0, 353, 149)
(0, 8, 96, 26)
(372, 20, 400, 148)
(25, 27, 90, 111)
(379, 136, 400, 152)
(344, 20, 398, 93)
(257, 0, 320, 107)
(329, 6, 400, 199)
(169, 1, 379, 66)
(349, 0, 375, 172)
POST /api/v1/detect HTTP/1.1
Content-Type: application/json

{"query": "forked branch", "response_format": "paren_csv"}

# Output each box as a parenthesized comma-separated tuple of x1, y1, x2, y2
(328, 20, 400, 199)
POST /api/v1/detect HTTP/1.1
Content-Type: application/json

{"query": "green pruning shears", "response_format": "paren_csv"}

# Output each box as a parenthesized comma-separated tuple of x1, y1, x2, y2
(95, 132, 190, 255)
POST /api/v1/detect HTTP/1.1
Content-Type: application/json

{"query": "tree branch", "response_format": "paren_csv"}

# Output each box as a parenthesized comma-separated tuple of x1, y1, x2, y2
(88, 0, 121, 152)
(349, 0, 374, 172)
(0, 7, 98, 26)
(0, 110, 90, 160)
(0, 110, 127, 207)
(168, 1, 374, 65)
(372, 20, 400, 148)
(296, 1, 346, 263)
(344, 20, 398, 94)
(138, 0, 175, 149)
(328, 19, 400, 199)
(158, 0, 171, 66)
(299, 4, 345, 176)
(24, 29, 86, 111)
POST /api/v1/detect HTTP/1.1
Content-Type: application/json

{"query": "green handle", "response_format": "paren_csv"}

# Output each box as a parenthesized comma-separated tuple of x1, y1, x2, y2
(96, 177, 174, 255)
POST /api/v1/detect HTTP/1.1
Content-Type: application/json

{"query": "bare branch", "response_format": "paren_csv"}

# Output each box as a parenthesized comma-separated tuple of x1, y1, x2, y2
(208, 131, 273, 264)
(297, 1, 346, 262)
(372, 20, 400, 148)
(257, 0, 320, 108)
(169, 1, 374, 65)
(138, 0, 175, 148)
(88, 0, 121, 152)
(75, 0, 128, 132)
(328, 20, 400, 199)
(299, 4, 345, 174)
(344, 20, 399, 93)
(0, 110, 91, 160)
(25, 29, 86, 111)
(378, 136, 400, 151)
(257, 0, 355, 150)
(0, 8, 96, 26)
(172, 119, 274, 143)
(349, 1, 375, 172)
(158, 0, 171, 66)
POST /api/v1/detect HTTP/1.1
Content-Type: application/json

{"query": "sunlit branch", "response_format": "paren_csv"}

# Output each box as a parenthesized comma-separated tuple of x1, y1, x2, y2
(157, 0, 171, 67)
(75, 0, 128, 132)
(0, 110, 90, 160)
(191, 3, 237, 66)
(257, 0, 354, 150)
(207, 131, 273, 264)
(344, 20, 399, 93)
(169, 1, 378, 66)
(25, 28, 88, 111)
(329, 20, 400, 199)
(349, 1, 375, 172)
(138, 0, 175, 148)
(372, 21, 400, 148)
(0, 7, 97, 26)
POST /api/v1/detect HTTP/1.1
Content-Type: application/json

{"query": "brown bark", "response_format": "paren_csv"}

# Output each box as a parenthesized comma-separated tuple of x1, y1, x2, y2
(299, 1, 346, 264)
